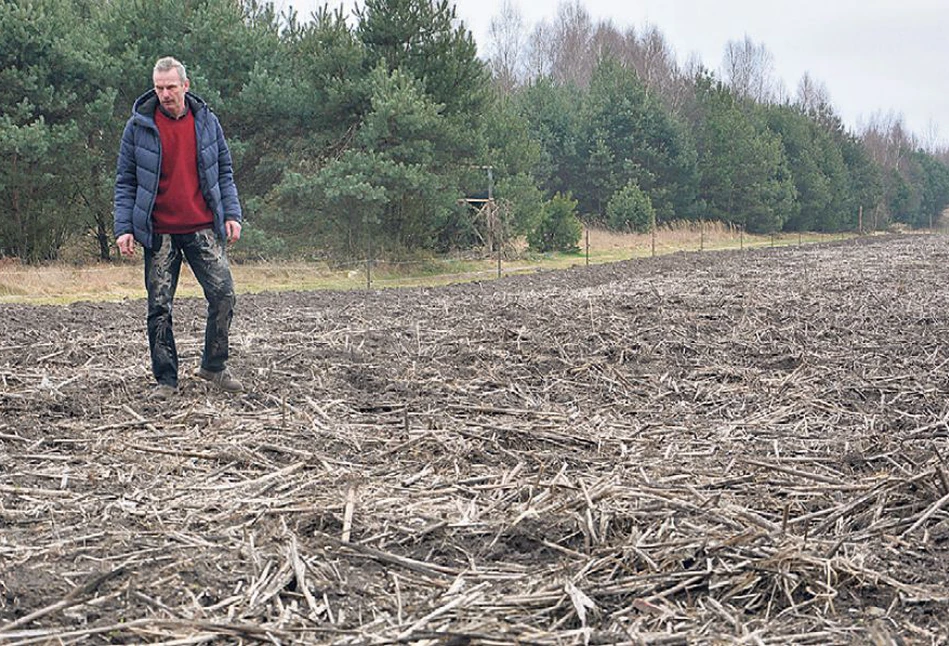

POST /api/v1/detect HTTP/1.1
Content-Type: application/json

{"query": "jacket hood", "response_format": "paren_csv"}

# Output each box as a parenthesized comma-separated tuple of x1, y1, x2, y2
(131, 89, 209, 122)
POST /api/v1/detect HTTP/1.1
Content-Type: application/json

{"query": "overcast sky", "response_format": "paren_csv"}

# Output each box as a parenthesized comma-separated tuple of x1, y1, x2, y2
(282, 0, 949, 146)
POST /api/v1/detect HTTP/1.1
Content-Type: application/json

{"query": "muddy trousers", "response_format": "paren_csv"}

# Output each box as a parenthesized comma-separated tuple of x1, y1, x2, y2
(144, 230, 235, 387)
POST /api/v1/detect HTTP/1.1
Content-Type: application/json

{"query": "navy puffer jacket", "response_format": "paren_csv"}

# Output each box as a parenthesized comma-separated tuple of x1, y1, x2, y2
(113, 90, 242, 248)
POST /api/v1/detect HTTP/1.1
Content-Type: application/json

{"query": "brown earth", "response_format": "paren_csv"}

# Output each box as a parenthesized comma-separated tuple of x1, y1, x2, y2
(1, 234, 949, 644)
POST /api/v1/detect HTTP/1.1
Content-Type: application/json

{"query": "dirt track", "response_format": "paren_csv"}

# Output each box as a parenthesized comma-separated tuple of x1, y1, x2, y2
(2, 234, 949, 644)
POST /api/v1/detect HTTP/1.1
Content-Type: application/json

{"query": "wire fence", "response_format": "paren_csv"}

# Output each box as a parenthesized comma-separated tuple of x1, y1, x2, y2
(299, 222, 912, 291)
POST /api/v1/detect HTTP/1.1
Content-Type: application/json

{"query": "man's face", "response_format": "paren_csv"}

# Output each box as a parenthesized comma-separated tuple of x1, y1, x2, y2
(153, 68, 189, 117)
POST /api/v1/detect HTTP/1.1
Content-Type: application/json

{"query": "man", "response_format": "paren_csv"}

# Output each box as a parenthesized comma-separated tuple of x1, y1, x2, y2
(114, 56, 243, 397)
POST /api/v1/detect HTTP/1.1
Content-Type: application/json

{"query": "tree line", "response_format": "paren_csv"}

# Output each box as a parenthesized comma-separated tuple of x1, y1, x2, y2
(3, 0, 949, 263)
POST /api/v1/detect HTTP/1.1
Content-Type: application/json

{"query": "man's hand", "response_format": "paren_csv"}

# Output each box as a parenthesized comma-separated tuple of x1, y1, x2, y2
(225, 220, 242, 244)
(116, 233, 136, 257)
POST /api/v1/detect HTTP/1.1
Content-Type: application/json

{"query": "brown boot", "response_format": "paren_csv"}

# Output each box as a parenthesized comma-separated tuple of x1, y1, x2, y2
(197, 368, 243, 393)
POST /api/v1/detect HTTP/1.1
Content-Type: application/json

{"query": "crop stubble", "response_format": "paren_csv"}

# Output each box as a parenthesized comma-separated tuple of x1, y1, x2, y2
(1, 234, 948, 644)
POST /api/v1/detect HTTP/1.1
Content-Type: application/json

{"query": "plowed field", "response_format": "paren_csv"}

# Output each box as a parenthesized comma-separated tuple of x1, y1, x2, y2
(2, 234, 948, 644)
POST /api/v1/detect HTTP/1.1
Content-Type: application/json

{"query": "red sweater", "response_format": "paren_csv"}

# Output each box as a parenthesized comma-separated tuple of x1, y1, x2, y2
(152, 108, 214, 234)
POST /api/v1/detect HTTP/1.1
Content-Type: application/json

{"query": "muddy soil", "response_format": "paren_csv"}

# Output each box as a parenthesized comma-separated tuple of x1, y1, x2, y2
(2, 234, 948, 644)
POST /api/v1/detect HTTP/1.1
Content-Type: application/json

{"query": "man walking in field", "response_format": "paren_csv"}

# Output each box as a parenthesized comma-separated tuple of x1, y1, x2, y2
(114, 56, 243, 398)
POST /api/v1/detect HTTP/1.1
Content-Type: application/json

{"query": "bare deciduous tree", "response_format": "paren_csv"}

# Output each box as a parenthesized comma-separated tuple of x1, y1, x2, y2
(636, 25, 676, 89)
(525, 20, 554, 80)
(549, 0, 595, 87)
(486, 0, 527, 94)
(681, 52, 705, 79)
(795, 72, 831, 113)
(920, 118, 942, 154)
(632, 24, 693, 112)
(795, 72, 843, 130)
(861, 110, 915, 171)
(722, 34, 783, 104)
(590, 20, 624, 65)
(513, 2, 687, 107)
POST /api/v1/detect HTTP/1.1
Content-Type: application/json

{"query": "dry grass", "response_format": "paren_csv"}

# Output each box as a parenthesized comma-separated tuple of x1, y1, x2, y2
(586, 221, 848, 258)
(0, 263, 145, 303)
(0, 225, 853, 305)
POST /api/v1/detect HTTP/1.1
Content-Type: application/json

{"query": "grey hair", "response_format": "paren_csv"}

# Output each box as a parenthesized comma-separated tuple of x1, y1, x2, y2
(153, 56, 188, 84)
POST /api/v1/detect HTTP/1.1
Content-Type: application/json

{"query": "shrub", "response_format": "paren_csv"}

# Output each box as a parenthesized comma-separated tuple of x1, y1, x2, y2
(606, 182, 656, 233)
(527, 193, 582, 253)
